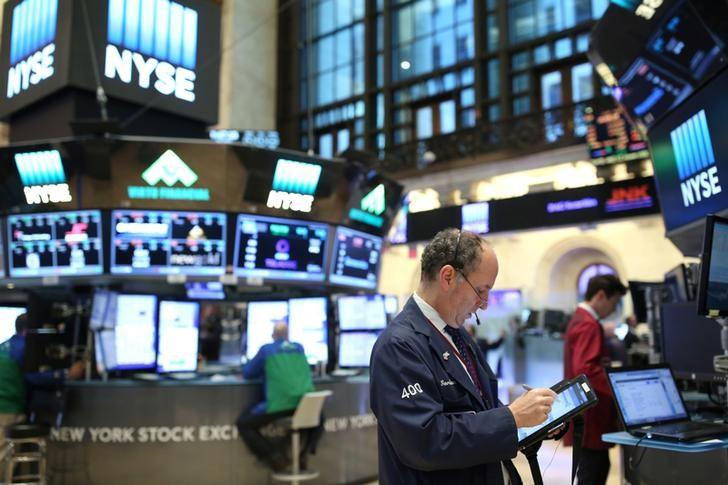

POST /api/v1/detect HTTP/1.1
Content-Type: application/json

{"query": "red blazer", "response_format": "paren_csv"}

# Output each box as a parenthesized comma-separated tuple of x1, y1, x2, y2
(563, 307, 617, 450)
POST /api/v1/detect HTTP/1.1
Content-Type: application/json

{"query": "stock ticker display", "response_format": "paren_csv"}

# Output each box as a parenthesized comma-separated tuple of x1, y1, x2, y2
(233, 214, 329, 282)
(328, 226, 382, 290)
(7, 210, 103, 277)
(110, 210, 226, 275)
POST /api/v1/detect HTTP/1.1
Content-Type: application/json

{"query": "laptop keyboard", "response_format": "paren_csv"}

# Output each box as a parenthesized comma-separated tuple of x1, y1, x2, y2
(652, 422, 708, 434)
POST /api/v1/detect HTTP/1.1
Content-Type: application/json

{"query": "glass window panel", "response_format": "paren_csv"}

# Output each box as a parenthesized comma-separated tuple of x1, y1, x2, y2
(487, 59, 499, 99)
(427, 78, 443, 96)
(456, 23, 474, 60)
(488, 104, 501, 122)
(356, 100, 365, 117)
(461, 67, 474, 85)
(353, 0, 365, 20)
(395, 6, 414, 44)
(353, 59, 365, 95)
(434, 0, 455, 30)
(513, 96, 531, 115)
(486, 0, 497, 11)
(337, 128, 350, 153)
(318, 36, 335, 72)
(512, 73, 529, 93)
(574, 0, 592, 24)
(377, 54, 384, 87)
(511, 51, 530, 70)
(336, 29, 352, 66)
(355, 118, 365, 134)
(395, 127, 412, 144)
(416, 106, 434, 139)
(554, 37, 572, 59)
(486, 15, 499, 52)
(435, 30, 455, 68)
(440, 100, 456, 134)
(336, 65, 353, 100)
(444, 72, 458, 90)
(456, 0, 473, 23)
(571, 62, 594, 102)
(509, 2, 535, 44)
(316, 0, 334, 35)
(461, 88, 475, 107)
(394, 108, 412, 124)
(336, 0, 353, 28)
(461, 108, 476, 128)
(377, 132, 386, 149)
(534, 44, 550, 64)
(413, 1, 434, 37)
(576, 33, 589, 53)
(376, 16, 384, 51)
(354, 137, 365, 149)
(592, 0, 609, 19)
(317, 71, 334, 105)
(540, 70, 562, 109)
(354, 24, 365, 59)
(537, 0, 563, 36)
(376, 94, 385, 129)
(413, 36, 434, 75)
(319, 133, 334, 158)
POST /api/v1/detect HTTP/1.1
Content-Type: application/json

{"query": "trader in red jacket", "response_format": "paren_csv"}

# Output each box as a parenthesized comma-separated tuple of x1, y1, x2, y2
(564, 274, 626, 485)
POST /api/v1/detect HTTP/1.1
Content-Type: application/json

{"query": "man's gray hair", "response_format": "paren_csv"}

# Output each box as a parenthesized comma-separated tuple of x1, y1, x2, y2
(420, 228, 484, 282)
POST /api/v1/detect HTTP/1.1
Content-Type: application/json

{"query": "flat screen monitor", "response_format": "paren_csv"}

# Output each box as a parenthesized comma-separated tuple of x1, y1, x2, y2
(486, 289, 523, 318)
(328, 226, 383, 289)
(90, 290, 117, 330)
(0, 219, 5, 278)
(289, 297, 328, 365)
(245, 300, 289, 360)
(661, 301, 723, 382)
(338, 331, 380, 368)
(628, 281, 663, 323)
(157, 301, 200, 373)
(96, 294, 157, 371)
(337, 294, 387, 330)
(697, 214, 728, 317)
(185, 282, 225, 300)
(111, 210, 226, 276)
(7, 210, 103, 277)
(233, 214, 329, 282)
(0, 306, 26, 344)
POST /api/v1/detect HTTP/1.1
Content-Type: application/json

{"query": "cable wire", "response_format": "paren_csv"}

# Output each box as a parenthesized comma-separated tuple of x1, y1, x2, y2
(120, 0, 299, 129)
(542, 438, 561, 478)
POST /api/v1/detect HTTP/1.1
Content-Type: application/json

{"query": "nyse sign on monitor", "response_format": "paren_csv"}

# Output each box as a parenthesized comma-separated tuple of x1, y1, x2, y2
(6, 44, 55, 98)
(104, 45, 195, 102)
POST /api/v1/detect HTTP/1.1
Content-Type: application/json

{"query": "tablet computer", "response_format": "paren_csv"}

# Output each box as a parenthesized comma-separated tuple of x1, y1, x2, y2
(517, 374, 598, 450)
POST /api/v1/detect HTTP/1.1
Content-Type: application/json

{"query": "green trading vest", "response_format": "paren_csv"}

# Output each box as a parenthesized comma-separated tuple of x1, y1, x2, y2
(0, 340, 26, 414)
(265, 347, 315, 414)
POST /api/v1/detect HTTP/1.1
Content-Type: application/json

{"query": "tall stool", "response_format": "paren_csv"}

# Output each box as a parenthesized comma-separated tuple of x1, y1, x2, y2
(271, 390, 333, 485)
(2, 423, 49, 485)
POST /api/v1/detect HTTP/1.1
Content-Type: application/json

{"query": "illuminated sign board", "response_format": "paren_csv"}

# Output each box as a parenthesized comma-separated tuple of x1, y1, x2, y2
(14, 149, 72, 205)
(461, 202, 489, 233)
(127, 150, 210, 201)
(610, 0, 664, 20)
(266, 159, 322, 213)
(104, 0, 198, 102)
(349, 184, 386, 228)
(209, 129, 280, 149)
(605, 183, 654, 212)
(669, 110, 721, 208)
(6, 0, 58, 99)
(7, 210, 103, 277)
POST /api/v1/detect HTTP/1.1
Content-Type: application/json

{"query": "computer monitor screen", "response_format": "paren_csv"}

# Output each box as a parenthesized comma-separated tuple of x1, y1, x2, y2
(90, 290, 117, 330)
(157, 301, 200, 373)
(185, 282, 225, 300)
(628, 281, 662, 323)
(328, 226, 383, 289)
(0, 306, 26, 344)
(486, 289, 523, 318)
(608, 366, 688, 427)
(233, 214, 329, 282)
(384, 295, 398, 315)
(99, 294, 157, 371)
(337, 295, 387, 330)
(111, 210, 227, 275)
(338, 331, 380, 368)
(7, 210, 103, 277)
(0, 219, 5, 278)
(697, 215, 728, 317)
(245, 300, 289, 359)
(661, 301, 722, 381)
(289, 297, 328, 365)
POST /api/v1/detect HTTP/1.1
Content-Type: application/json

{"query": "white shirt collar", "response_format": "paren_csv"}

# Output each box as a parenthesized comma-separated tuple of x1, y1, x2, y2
(578, 302, 600, 321)
(413, 292, 450, 331)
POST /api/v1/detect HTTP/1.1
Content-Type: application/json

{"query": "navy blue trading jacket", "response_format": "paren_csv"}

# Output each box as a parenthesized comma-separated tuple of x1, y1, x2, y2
(370, 297, 521, 484)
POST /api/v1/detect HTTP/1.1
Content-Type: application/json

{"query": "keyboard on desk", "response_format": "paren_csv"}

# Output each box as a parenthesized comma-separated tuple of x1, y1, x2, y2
(640, 421, 728, 441)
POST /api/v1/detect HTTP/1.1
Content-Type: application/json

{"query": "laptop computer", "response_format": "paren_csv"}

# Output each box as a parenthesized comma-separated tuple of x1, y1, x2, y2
(607, 365, 728, 442)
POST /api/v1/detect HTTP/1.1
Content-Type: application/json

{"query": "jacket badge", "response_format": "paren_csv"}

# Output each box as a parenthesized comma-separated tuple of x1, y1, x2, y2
(442, 351, 450, 361)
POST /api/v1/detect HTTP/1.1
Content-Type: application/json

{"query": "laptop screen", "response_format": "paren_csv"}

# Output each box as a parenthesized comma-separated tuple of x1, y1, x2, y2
(608, 367, 688, 427)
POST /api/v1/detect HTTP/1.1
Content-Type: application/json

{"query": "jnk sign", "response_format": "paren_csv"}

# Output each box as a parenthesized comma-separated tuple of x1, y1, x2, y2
(104, 0, 198, 102)
(6, 0, 58, 98)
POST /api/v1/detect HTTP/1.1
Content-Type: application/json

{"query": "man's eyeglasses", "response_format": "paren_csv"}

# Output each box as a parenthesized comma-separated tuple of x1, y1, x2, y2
(450, 230, 488, 308)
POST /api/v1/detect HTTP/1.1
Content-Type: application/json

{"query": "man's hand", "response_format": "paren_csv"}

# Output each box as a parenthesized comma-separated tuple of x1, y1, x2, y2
(508, 387, 557, 428)
(67, 361, 86, 380)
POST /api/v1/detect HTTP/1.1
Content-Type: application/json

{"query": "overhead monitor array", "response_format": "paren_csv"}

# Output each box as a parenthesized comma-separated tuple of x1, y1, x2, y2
(0, 209, 383, 289)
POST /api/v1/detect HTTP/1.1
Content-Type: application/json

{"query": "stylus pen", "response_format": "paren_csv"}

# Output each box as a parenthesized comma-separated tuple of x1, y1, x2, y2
(522, 384, 533, 392)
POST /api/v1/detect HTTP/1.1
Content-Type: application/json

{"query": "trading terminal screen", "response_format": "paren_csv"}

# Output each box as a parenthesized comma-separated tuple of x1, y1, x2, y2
(7, 210, 103, 277)
(705, 219, 728, 313)
(97, 294, 157, 371)
(338, 331, 380, 368)
(111, 210, 226, 276)
(337, 295, 387, 330)
(328, 226, 382, 289)
(289, 297, 329, 364)
(245, 300, 289, 360)
(0, 306, 26, 344)
(157, 301, 200, 373)
(233, 214, 329, 282)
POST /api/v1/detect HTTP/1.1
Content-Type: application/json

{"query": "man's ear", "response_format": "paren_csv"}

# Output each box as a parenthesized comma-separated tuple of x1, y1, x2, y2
(438, 264, 457, 290)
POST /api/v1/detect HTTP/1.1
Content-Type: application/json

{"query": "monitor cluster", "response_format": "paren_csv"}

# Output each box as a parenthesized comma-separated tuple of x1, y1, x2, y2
(0, 209, 384, 290)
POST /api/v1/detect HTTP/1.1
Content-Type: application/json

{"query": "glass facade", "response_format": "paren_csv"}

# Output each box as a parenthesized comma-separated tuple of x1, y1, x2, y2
(289, 0, 611, 167)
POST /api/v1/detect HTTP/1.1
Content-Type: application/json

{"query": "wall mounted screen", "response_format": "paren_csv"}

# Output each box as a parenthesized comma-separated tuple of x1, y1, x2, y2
(7, 210, 103, 277)
(337, 294, 387, 330)
(328, 226, 382, 289)
(233, 214, 329, 281)
(111, 210, 226, 275)
(157, 300, 199, 373)
(338, 331, 380, 368)
(96, 294, 157, 371)
(245, 300, 288, 360)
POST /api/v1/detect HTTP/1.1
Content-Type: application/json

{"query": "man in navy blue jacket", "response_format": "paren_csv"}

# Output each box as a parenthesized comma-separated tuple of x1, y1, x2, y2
(370, 229, 556, 484)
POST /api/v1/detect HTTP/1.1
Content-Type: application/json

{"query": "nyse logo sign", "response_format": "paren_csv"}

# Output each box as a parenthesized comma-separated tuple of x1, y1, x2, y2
(127, 150, 210, 201)
(349, 184, 387, 228)
(267, 159, 322, 213)
(670, 110, 722, 208)
(14, 150, 72, 204)
(104, 0, 198, 102)
(6, 0, 58, 98)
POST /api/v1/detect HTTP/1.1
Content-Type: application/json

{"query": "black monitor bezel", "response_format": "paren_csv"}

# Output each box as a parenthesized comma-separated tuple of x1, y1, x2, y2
(696, 214, 728, 317)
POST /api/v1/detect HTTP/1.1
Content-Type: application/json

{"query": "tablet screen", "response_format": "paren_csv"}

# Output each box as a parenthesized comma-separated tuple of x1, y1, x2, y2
(517, 381, 589, 443)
